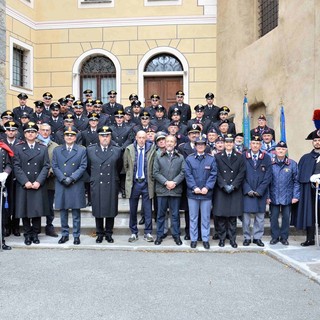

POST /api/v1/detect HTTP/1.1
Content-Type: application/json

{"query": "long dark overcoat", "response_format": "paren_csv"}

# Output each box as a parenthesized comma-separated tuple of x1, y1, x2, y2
(52, 144, 87, 210)
(213, 151, 246, 217)
(86, 144, 122, 218)
(242, 150, 272, 213)
(13, 142, 50, 218)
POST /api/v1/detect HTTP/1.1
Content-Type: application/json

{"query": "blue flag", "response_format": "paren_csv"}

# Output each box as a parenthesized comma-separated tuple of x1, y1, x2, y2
(280, 106, 286, 142)
(242, 95, 250, 148)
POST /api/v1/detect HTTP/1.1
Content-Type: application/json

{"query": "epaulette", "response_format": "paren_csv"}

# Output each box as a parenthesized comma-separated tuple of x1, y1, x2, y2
(88, 143, 97, 148)
(16, 140, 26, 146)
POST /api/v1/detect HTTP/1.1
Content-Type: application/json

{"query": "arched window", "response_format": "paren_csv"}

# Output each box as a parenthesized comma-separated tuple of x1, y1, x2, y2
(80, 56, 116, 101)
(144, 54, 183, 72)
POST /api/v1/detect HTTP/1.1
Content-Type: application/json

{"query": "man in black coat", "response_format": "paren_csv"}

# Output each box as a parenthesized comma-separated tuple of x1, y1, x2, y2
(47, 102, 64, 141)
(168, 90, 191, 125)
(2, 121, 21, 237)
(0, 141, 14, 250)
(102, 90, 124, 124)
(13, 122, 50, 246)
(13, 93, 33, 124)
(213, 134, 246, 248)
(187, 104, 211, 135)
(73, 100, 89, 132)
(293, 129, 320, 246)
(203, 92, 220, 123)
(30, 101, 50, 124)
(87, 126, 122, 243)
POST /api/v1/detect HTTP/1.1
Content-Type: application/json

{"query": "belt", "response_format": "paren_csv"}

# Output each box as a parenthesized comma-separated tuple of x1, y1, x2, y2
(135, 178, 145, 183)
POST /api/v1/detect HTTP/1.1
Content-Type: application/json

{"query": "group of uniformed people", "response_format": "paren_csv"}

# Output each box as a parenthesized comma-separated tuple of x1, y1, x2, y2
(0, 89, 318, 250)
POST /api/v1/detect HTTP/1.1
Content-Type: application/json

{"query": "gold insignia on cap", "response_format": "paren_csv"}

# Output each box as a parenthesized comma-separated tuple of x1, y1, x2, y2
(103, 126, 109, 132)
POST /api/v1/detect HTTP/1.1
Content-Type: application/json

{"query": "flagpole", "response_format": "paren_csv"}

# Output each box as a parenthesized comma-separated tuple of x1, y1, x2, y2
(280, 98, 287, 143)
(243, 87, 250, 149)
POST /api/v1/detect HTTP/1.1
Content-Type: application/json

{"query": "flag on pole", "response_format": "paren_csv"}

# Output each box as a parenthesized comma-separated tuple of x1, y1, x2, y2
(242, 94, 250, 148)
(280, 105, 286, 142)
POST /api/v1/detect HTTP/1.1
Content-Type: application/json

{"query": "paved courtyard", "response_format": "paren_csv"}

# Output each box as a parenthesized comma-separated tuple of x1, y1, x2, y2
(0, 248, 319, 320)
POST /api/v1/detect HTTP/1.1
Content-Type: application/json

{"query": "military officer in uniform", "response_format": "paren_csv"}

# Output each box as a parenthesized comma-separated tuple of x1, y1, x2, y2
(203, 92, 220, 123)
(0, 140, 14, 250)
(13, 122, 50, 246)
(187, 104, 212, 135)
(52, 126, 87, 245)
(250, 114, 276, 141)
(102, 90, 124, 123)
(13, 93, 33, 124)
(87, 126, 122, 243)
(185, 136, 217, 249)
(81, 112, 100, 147)
(42, 92, 54, 116)
(30, 100, 50, 124)
(213, 134, 246, 248)
(48, 102, 64, 142)
(242, 135, 272, 247)
(168, 90, 191, 125)
(73, 100, 89, 132)
(54, 114, 82, 145)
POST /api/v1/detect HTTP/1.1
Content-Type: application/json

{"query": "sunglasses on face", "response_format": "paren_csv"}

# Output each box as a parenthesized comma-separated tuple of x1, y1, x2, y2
(177, 96, 184, 98)
(109, 96, 116, 98)
(141, 117, 149, 120)
(151, 99, 159, 102)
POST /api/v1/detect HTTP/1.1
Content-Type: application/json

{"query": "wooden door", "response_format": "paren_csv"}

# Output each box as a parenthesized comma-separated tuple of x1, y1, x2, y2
(144, 76, 183, 110)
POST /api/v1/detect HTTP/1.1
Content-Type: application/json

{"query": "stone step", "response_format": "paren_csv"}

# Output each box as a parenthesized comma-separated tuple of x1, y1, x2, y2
(10, 198, 299, 236)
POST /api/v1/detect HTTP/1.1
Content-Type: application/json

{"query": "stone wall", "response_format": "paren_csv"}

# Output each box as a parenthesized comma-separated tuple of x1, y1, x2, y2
(0, 0, 6, 111)
(217, 0, 320, 160)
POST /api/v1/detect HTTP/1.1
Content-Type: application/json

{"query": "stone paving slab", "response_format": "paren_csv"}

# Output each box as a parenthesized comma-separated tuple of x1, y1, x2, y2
(3, 233, 320, 285)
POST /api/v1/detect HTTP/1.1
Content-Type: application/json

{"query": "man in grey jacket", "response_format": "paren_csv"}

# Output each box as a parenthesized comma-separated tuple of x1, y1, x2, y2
(153, 135, 185, 245)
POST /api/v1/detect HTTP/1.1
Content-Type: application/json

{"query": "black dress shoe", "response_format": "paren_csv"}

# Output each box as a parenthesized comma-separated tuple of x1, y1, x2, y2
(184, 234, 190, 240)
(160, 233, 168, 240)
(230, 241, 238, 248)
(190, 241, 197, 248)
(243, 239, 251, 246)
(174, 237, 182, 246)
(13, 229, 21, 237)
(301, 240, 315, 247)
(96, 236, 103, 243)
(24, 237, 32, 246)
(73, 237, 80, 245)
(212, 234, 219, 240)
(2, 243, 12, 250)
(253, 239, 264, 247)
(46, 230, 59, 238)
(58, 236, 69, 244)
(281, 239, 289, 246)
(138, 217, 145, 225)
(32, 235, 40, 244)
(105, 235, 114, 243)
(218, 240, 225, 247)
(154, 238, 162, 245)
(270, 238, 279, 245)
(203, 241, 210, 249)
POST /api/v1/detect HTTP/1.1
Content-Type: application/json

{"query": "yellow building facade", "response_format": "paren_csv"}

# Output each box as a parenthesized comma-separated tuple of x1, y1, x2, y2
(5, 0, 217, 109)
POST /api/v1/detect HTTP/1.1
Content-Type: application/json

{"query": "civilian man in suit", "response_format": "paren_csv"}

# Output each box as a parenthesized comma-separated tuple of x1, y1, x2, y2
(124, 130, 156, 243)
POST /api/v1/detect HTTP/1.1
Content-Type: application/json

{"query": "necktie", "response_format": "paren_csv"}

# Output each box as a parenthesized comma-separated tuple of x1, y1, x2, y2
(227, 153, 231, 158)
(103, 147, 107, 152)
(137, 147, 143, 179)
(30, 145, 34, 149)
(267, 144, 270, 149)
(253, 154, 257, 166)
(68, 147, 71, 153)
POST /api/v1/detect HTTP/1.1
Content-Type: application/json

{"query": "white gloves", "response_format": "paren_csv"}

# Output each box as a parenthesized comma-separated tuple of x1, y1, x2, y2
(310, 173, 320, 183)
(0, 172, 8, 184)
